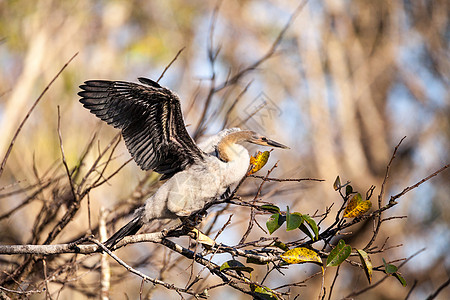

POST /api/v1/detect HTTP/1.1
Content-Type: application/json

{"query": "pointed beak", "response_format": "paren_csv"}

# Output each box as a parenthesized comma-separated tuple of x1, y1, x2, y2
(266, 138, 290, 149)
(251, 137, 290, 149)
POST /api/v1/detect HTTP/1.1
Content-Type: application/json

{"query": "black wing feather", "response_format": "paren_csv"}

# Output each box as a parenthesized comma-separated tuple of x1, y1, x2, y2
(78, 78, 204, 178)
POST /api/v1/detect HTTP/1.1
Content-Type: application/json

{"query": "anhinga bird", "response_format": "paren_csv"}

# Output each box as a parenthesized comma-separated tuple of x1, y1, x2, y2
(78, 77, 288, 248)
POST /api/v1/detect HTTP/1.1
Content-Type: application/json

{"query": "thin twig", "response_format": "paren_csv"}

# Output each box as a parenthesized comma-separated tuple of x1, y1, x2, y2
(249, 175, 324, 182)
(344, 248, 425, 298)
(327, 265, 340, 300)
(157, 47, 185, 83)
(90, 238, 197, 297)
(0, 52, 78, 179)
(57, 106, 77, 203)
(239, 163, 277, 244)
(425, 277, 450, 300)
(390, 163, 449, 203)
(365, 137, 406, 250)
(0, 285, 43, 296)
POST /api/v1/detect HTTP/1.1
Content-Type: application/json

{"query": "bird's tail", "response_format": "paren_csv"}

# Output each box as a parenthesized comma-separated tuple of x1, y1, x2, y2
(104, 210, 144, 249)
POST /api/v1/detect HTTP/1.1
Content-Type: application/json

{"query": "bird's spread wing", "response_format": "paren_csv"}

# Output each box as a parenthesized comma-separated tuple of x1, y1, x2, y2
(78, 77, 204, 179)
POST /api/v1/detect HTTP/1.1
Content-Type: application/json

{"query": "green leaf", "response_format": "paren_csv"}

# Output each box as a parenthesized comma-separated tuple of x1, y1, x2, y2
(393, 272, 407, 287)
(266, 213, 285, 235)
(220, 260, 253, 273)
(299, 223, 313, 240)
(302, 214, 319, 240)
(386, 264, 398, 274)
(326, 240, 351, 267)
(274, 241, 289, 251)
(345, 185, 353, 196)
(286, 207, 303, 231)
(356, 249, 373, 284)
(382, 259, 406, 286)
(382, 258, 398, 274)
(250, 284, 277, 300)
(280, 247, 322, 265)
(260, 204, 280, 214)
(333, 176, 341, 191)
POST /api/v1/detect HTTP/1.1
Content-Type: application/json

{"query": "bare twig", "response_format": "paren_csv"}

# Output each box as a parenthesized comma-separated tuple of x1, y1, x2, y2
(57, 106, 77, 203)
(365, 137, 406, 250)
(99, 207, 110, 300)
(0, 285, 43, 296)
(327, 265, 340, 300)
(344, 248, 425, 298)
(249, 175, 324, 182)
(425, 277, 450, 300)
(239, 163, 277, 244)
(0, 52, 78, 179)
(390, 163, 449, 203)
(157, 47, 185, 83)
(90, 238, 199, 297)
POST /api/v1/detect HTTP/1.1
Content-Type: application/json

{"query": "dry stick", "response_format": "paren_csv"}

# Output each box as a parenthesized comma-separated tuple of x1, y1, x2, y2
(92, 137, 122, 185)
(77, 133, 121, 194)
(0, 180, 31, 196)
(425, 277, 450, 300)
(99, 207, 110, 300)
(193, 0, 221, 139)
(0, 285, 43, 296)
(405, 280, 418, 300)
(157, 47, 185, 83)
(273, 271, 322, 291)
(91, 158, 133, 189)
(390, 163, 449, 202)
(195, 0, 307, 138)
(249, 175, 324, 182)
(222, 80, 253, 129)
(208, 244, 279, 264)
(213, 214, 233, 241)
(57, 106, 77, 203)
(204, 203, 231, 236)
(89, 238, 196, 297)
(344, 248, 425, 299)
(0, 52, 78, 179)
(0, 180, 54, 221)
(213, 0, 307, 93)
(365, 136, 405, 250)
(327, 265, 340, 300)
(159, 239, 266, 299)
(71, 129, 98, 181)
(237, 101, 268, 127)
(42, 258, 51, 300)
(0, 54, 78, 286)
(239, 163, 277, 244)
(297, 162, 450, 250)
(39, 108, 89, 246)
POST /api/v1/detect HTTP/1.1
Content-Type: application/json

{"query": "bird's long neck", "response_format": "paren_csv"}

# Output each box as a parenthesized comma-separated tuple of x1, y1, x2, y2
(217, 131, 251, 162)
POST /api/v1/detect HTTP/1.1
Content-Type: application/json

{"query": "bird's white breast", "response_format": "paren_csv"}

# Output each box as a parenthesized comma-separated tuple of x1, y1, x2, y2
(142, 145, 250, 222)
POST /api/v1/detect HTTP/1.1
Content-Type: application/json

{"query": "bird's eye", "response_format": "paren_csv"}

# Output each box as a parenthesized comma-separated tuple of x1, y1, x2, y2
(262, 137, 267, 141)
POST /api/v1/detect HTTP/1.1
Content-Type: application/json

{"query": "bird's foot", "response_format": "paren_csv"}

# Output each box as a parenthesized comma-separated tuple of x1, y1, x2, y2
(181, 211, 207, 228)
(220, 187, 232, 201)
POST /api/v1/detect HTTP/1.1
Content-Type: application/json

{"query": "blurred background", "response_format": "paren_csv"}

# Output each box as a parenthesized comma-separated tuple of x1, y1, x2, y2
(0, 0, 448, 299)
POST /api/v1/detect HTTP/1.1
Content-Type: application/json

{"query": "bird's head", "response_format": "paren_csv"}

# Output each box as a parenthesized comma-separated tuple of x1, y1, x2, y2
(247, 131, 290, 149)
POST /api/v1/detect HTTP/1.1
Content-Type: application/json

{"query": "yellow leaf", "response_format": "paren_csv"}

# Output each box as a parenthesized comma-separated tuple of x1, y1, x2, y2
(343, 193, 372, 218)
(357, 249, 373, 284)
(248, 151, 270, 174)
(189, 228, 215, 248)
(280, 247, 322, 265)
